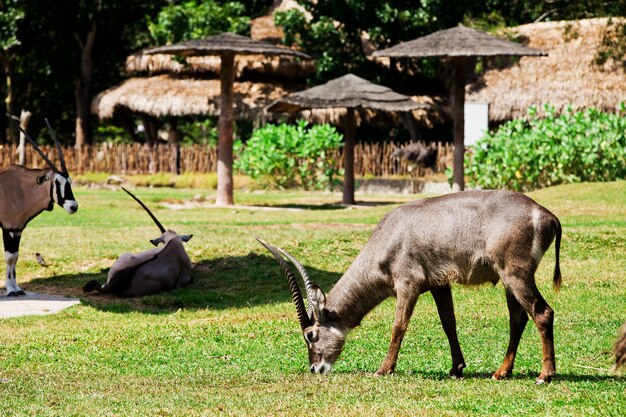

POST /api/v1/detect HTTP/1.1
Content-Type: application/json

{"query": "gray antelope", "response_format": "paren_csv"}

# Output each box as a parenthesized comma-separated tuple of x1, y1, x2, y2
(258, 190, 562, 384)
(0, 118, 78, 296)
(83, 188, 192, 297)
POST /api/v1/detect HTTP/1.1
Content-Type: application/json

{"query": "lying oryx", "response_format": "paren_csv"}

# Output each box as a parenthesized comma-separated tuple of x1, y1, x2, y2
(83, 188, 192, 297)
(0, 117, 78, 296)
(258, 190, 562, 384)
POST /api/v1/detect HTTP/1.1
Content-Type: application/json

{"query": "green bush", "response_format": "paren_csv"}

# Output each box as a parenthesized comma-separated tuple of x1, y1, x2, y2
(466, 104, 626, 191)
(234, 121, 344, 190)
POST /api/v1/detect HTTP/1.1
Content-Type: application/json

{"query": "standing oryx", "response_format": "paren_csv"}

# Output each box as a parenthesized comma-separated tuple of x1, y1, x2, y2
(0, 117, 78, 296)
(83, 188, 193, 297)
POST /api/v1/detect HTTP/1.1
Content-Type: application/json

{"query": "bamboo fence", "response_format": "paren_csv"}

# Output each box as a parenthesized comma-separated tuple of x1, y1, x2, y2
(0, 141, 453, 177)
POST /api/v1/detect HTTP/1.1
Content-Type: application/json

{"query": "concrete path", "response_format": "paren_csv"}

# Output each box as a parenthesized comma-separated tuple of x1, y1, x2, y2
(0, 292, 81, 319)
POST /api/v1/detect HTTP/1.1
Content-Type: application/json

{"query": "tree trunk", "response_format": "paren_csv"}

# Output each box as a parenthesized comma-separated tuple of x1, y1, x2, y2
(74, 20, 97, 148)
(216, 52, 235, 206)
(168, 117, 181, 175)
(141, 115, 159, 174)
(451, 57, 467, 192)
(1, 51, 16, 144)
(18, 109, 31, 165)
(342, 108, 356, 205)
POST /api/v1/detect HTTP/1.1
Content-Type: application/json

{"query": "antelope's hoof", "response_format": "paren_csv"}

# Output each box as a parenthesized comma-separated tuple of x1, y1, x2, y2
(449, 363, 466, 379)
(492, 370, 510, 381)
(535, 375, 552, 385)
(16, 290, 26, 296)
(374, 367, 394, 377)
(7, 292, 19, 297)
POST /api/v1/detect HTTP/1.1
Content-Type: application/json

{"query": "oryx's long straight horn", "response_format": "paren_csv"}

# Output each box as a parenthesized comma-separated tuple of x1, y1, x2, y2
(121, 187, 166, 233)
(45, 118, 68, 173)
(7, 114, 58, 172)
(256, 237, 311, 330)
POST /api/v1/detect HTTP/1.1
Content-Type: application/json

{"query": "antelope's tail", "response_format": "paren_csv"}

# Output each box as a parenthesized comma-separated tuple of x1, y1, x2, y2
(83, 280, 109, 294)
(553, 217, 562, 292)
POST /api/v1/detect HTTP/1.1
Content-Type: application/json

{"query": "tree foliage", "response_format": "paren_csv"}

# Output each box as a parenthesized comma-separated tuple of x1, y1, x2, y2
(465, 104, 626, 191)
(234, 121, 344, 190)
(148, 1, 251, 44)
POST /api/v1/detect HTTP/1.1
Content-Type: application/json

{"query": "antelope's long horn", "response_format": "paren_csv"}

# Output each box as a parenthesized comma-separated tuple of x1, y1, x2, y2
(45, 118, 68, 173)
(121, 187, 166, 233)
(7, 114, 58, 172)
(276, 247, 315, 319)
(256, 237, 311, 330)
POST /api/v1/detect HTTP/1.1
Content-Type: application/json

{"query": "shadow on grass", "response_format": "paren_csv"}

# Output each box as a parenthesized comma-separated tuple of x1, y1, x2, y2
(250, 201, 403, 211)
(26, 252, 342, 314)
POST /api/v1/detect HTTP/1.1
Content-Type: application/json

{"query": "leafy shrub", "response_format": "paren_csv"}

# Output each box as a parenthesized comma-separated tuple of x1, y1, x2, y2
(235, 121, 344, 190)
(466, 104, 626, 191)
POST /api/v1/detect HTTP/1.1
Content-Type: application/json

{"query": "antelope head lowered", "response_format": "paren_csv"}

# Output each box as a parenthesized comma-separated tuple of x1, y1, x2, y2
(1, 117, 78, 296)
(258, 190, 563, 384)
(83, 188, 192, 297)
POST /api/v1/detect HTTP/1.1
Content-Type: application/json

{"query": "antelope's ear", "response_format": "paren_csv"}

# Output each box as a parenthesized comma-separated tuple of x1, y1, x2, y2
(180, 234, 193, 242)
(311, 285, 326, 323)
(36, 171, 54, 185)
(150, 237, 164, 247)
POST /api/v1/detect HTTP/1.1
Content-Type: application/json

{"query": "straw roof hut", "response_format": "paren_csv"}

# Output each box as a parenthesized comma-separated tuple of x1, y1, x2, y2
(467, 18, 626, 122)
(373, 25, 546, 192)
(92, 74, 297, 120)
(268, 73, 428, 205)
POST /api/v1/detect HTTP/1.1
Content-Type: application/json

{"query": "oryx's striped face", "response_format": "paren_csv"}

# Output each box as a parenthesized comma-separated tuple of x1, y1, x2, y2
(53, 172, 78, 214)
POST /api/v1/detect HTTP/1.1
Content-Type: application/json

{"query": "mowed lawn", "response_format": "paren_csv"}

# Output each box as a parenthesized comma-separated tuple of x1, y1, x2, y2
(0, 181, 624, 416)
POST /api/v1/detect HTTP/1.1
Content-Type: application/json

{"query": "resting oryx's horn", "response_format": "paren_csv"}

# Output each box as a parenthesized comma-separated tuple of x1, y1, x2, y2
(121, 187, 166, 233)
(256, 237, 311, 330)
(276, 247, 315, 319)
(7, 114, 58, 173)
(45, 118, 68, 173)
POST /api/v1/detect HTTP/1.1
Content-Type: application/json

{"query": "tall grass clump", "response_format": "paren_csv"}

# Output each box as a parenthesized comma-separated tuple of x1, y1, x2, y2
(235, 121, 343, 190)
(466, 104, 626, 191)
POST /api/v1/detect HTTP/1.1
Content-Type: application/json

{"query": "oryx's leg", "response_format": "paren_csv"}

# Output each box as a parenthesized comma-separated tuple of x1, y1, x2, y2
(375, 287, 419, 376)
(502, 270, 555, 384)
(431, 285, 466, 378)
(493, 288, 529, 380)
(3, 230, 25, 296)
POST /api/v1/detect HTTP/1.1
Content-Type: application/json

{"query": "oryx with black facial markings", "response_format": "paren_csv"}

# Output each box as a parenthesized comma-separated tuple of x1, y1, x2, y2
(83, 188, 193, 297)
(1, 116, 78, 296)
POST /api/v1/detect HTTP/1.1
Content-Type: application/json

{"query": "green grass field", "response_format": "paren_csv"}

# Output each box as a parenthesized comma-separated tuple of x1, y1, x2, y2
(1, 182, 624, 416)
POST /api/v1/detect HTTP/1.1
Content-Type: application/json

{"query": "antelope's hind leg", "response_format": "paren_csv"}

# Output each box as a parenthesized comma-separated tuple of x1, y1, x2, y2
(503, 273, 555, 384)
(3, 230, 25, 296)
(493, 288, 529, 380)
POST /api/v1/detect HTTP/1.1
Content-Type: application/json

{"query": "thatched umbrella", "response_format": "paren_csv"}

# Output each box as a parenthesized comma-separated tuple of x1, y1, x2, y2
(267, 73, 427, 205)
(144, 33, 311, 206)
(373, 25, 546, 191)
(467, 18, 626, 121)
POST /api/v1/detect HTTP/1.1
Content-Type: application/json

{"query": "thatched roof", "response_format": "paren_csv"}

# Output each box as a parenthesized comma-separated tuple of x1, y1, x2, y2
(143, 32, 311, 59)
(124, 52, 314, 80)
(267, 73, 428, 113)
(373, 25, 546, 58)
(91, 75, 298, 120)
(126, 1, 313, 79)
(466, 18, 626, 121)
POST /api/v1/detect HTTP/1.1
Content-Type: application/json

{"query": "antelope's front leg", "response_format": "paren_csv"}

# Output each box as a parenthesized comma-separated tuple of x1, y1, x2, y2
(376, 290, 419, 376)
(3, 230, 24, 296)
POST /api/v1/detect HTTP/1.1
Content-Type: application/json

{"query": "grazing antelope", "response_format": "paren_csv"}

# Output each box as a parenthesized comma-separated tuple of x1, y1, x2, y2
(391, 142, 438, 172)
(0, 117, 78, 296)
(258, 190, 563, 384)
(83, 188, 192, 297)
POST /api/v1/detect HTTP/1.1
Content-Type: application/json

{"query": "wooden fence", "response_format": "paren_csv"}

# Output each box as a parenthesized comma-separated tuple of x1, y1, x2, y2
(0, 141, 453, 177)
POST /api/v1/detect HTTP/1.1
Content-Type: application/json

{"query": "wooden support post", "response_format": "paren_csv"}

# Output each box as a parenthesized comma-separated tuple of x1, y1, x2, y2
(216, 52, 235, 206)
